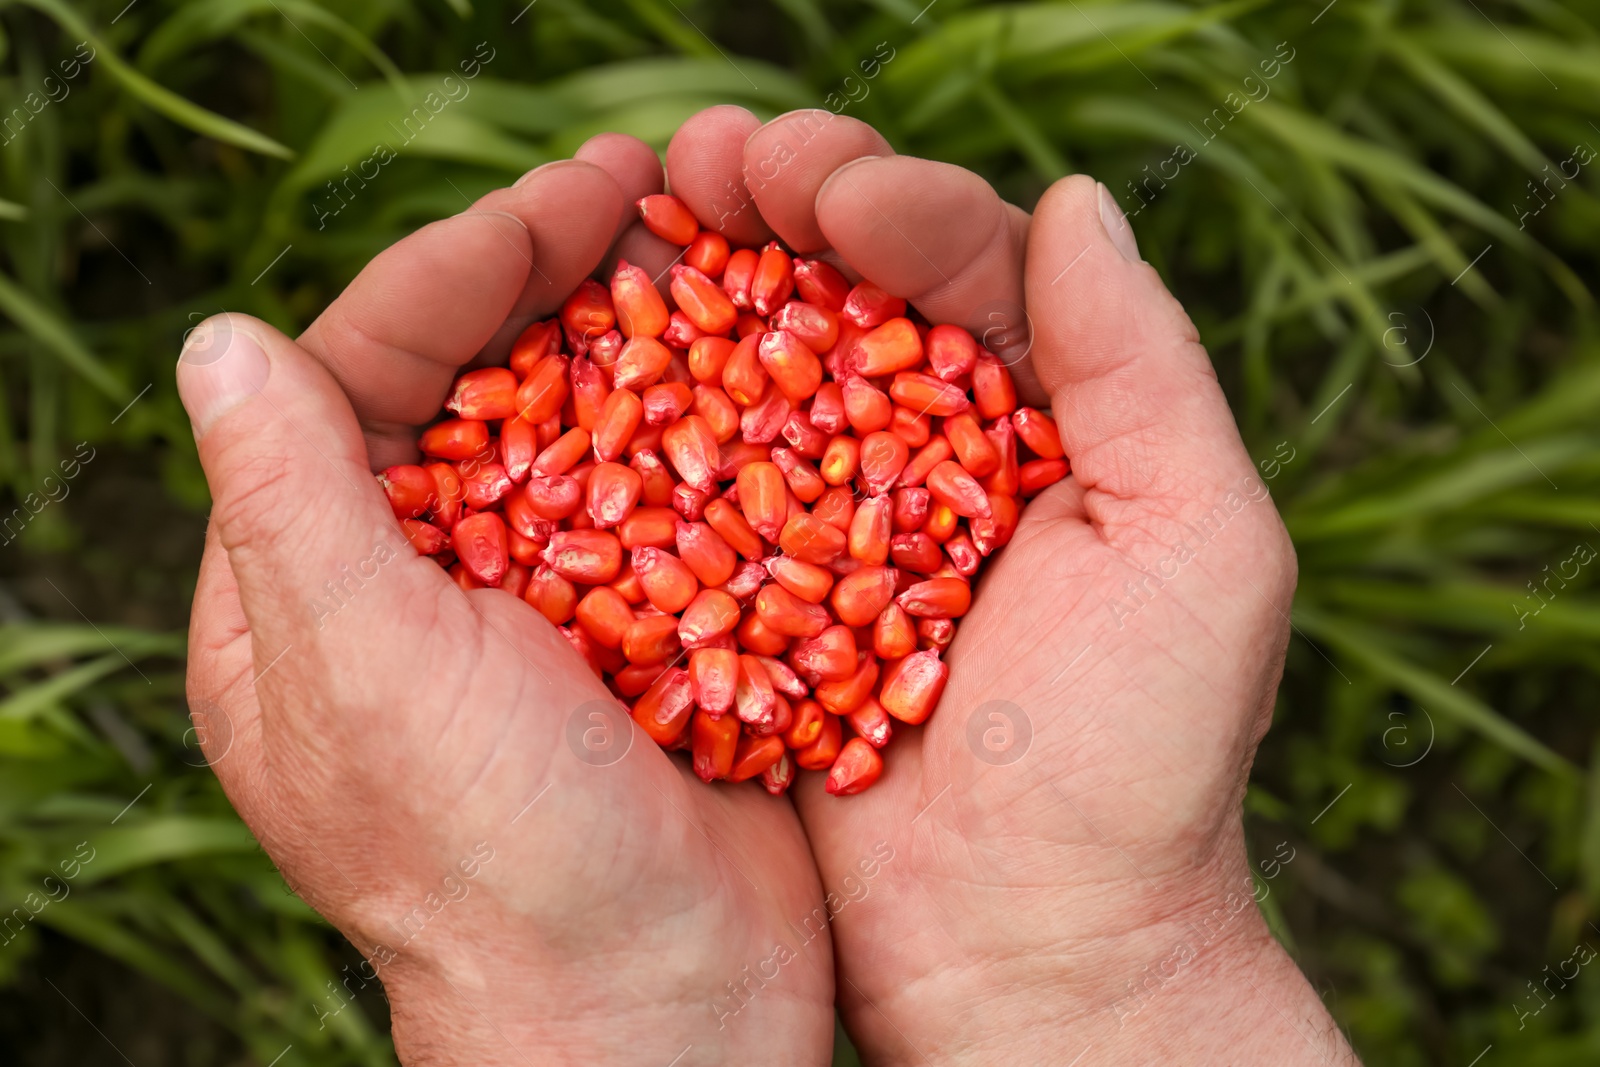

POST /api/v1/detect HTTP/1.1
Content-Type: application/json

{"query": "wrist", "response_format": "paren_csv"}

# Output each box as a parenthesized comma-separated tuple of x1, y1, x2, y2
(368, 905, 834, 1066)
(843, 846, 1356, 1066)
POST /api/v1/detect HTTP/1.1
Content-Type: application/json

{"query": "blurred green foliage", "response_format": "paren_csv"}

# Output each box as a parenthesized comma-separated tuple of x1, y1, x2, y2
(0, 0, 1598, 1062)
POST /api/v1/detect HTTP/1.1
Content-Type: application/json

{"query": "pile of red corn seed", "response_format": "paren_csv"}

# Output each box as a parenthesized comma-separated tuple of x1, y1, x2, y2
(377, 194, 1068, 796)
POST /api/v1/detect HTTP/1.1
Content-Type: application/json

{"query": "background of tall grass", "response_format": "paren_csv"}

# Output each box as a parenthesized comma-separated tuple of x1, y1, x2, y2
(0, 0, 1597, 1062)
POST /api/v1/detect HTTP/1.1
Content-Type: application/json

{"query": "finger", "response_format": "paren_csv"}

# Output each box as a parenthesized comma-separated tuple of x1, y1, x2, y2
(454, 161, 627, 361)
(575, 132, 665, 246)
(665, 105, 774, 246)
(1024, 177, 1254, 505)
(812, 155, 1046, 404)
(575, 132, 679, 293)
(298, 161, 625, 468)
(177, 312, 444, 668)
(741, 109, 894, 253)
(185, 522, 268, 803)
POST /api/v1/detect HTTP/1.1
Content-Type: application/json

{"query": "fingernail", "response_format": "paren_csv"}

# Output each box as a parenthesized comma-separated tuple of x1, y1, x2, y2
(176, 320, 269, 436)
(1097, 182, 1141, 263)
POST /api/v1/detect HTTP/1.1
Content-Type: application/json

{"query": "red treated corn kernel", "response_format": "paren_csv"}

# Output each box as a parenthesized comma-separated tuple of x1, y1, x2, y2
(890, 532, 944, 575)
(794, 711, 843, 770)
(944, 412, 1000, 478)
(781, 409, 830, 457)
(686, 231, 730, 278)
(676, 520, 738, 586)
(889, 405, 932, 449)
(510, 319, 561, 377)
(879, 648, 948, 724)
(678, 588, 741, 647)
(561, 279, 615, 355)
(858, 431, 910, 496)
(841, 281, 907, 329)
(532, 427, 591, 476)
(508, 527, 545, 567)
(544, 529, 623, 583)
(736, 612, 789, 656)
(751, 244, 795, 316)
(721, 334, 768, 407)
(771, 447, 826, 503)
(690, 646, 738, 716)
(670, 265, 739, 335)
(587, 462, 642, 528)
(576, 586, 634, 649)
(889, 372, 970, 418)
(421, 418, 490, 461)
(611, 260, 670, 339)
(739, 389, 792, 445)
(812, 485, 857, 530)
(778, 513, 847, 564)
(612, 337, 673, 391)
(1019, 458, 1070, 495)
(808, 380, 846, 434)
(815, 655, 879, 716)
(624, 613, 682, 666)
(846, 696, 893, 748)
(925, 323, 979, 382)
(518, 355, 571, 424)
(734, 654, 778, 728)
(793, 625, 857, 682)
(972, 355, 1018, 419)
(925, 460, 993, 518)
(766, 555, 835, 603)
(693, 709, 741, 781)
(873, 602, 917, 660)
(526, 564, 577, 624)
(380, 464, 435, 520)
(500, 417, 539, 483)
(770, 301, 839, 353)
(661, 415, 721, 494)
(642, 382, 694, 426)
(891, 486, 931, 533)
(637, 194, 699, 245)
(762, 751, 795, 794)
(1012, 408, 1064, 459)
(758, 330, 824, 403)
(917, 616, 955, 651)
(840, 375, 893, 434)
(722, 248, 759, 309)
(402, 518, 449, 555)
(632, 547, 699, 613)
(851, 317, 923, 376)
(462, 462, 515, 511)
(633, 668, 694, 746)
(729, 734, 786, 783)
(827, 737, 884, 795)
(923, 502, 958, 543)
(755, 582, 831, 638)
(447, 368, 518, 420)
(704, 498, 765, 560)
(819, 435, 861, 487)
(453, 512, 508, 586)
(689, 336, 737, 383)
(899, 435, 953, 488)
(897, 577, 972, 618)
(793, 259, 851, 312)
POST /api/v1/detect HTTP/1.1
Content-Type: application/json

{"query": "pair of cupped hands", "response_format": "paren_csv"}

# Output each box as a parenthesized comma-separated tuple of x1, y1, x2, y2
(178, 106, 1354, 1065)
